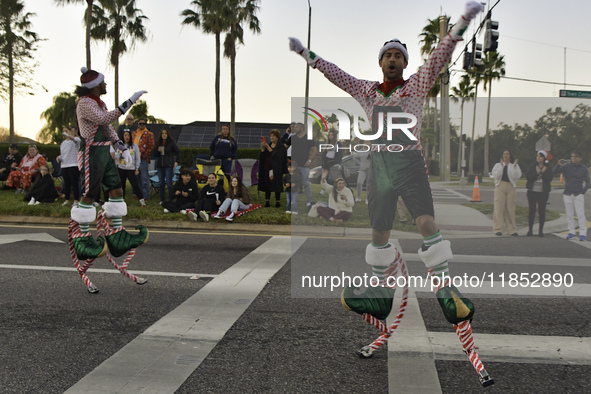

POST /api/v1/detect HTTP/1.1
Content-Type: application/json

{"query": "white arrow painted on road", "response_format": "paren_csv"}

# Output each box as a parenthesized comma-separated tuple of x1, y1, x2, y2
(0, 233, 64, 245)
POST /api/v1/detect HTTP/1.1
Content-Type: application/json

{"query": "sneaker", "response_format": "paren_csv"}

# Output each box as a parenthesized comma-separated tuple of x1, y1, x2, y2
(163, 208, 170, 213)
(511, 233, 518, 236)
(226, 212, 235, 222)
(62, 201, 69, 207)
(292, 211, 298, 215)
(72, 235, 108, 260)
(213, 211, 223, 219)
(581, 235, 587, 241)
(355, 197, 361, 203)
(139, 199, 146, 208)
(33, 201, 40, 205)
(198, 211, 209, 222)
(188, 211, 198, 221)
(285, 210, 291, 214)
(159, 201, 162, 206)
(566, 233, 575, 240)
(436, 285, 475, 324)
(28, 197, 35, 206)
(15, 188, 22, 194)
(495, 232, 502, 236)
(105, 226, 149, 258)
(341, 286, 395, 320)
(180, 210, 187, 215)
(526, 230, 533, 236)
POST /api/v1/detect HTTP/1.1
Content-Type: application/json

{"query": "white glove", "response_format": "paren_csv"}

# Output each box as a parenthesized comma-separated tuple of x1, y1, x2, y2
(118, 90, 147, 114)
(288, 37, 320, 68)
(463, 1, 484, 21)
(122, 149, 133, 166)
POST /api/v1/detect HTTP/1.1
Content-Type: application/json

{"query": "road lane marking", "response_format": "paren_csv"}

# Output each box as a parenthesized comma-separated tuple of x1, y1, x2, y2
(0, 233, 63, 245)
(65, 236, 306, 394)
(0, 264, 218, 278)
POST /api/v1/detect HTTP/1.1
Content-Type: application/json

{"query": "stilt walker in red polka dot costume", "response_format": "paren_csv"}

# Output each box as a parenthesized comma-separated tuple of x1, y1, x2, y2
(70, 67, 149, 294)
(291, 1, 494, 387)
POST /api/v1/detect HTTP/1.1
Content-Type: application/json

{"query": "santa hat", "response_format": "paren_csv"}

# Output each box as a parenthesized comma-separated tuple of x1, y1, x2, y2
(538, 150, 552, 163)
(379, 39, 409, 62)
(79, 67, 104, 89)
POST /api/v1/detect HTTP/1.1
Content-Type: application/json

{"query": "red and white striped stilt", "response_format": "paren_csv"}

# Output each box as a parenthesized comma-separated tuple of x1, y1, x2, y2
(68, 210, 147, 293)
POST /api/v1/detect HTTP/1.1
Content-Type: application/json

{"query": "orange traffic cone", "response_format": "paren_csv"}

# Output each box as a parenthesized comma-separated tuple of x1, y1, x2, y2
(560, 173, 564, 184)
(471, 176, 482, 202)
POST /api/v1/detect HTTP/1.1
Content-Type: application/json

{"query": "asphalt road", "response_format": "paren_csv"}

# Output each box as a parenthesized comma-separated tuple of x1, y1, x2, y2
(1, 204, 590, 393)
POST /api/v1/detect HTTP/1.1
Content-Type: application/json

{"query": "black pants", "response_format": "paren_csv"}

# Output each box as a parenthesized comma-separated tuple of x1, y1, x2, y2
(161, 200, 195, 213)
(118, 168, 142, 199)
(527, 190, 549, 232)
(195, 198, 219, 213)
(265, 191, 281, 202)
(61, 166, 80, 201)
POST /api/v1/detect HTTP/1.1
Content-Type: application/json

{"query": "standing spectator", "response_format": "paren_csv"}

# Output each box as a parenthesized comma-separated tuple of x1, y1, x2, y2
(132, 118, 154, 203)
(153, 127, 181, 203)
(258, 129, 287, 207)
(162, 168, 199, 216)
(320, 129, 343, 195)
(554, 150, 589, 241)
(116, 113, 137, 140)
(6, 145, 47, 193)
(491, 149, 522, 236)
(285, 122, 317, 209)
(112, 130, 144, 207)
(317, 177, 355, 222)
(214, 175, 250, 221)
(284, 160, 302, 215)
(57, 126, 81, 206)
(209, 124, 237, 175)
(0, 143, 23, 186)
(525, 150, 554, 237)
(24, 164, 60, 204)
(354, 143, 370, 203)
(195, 173, 226, 221)
(281, 122, 294, 159)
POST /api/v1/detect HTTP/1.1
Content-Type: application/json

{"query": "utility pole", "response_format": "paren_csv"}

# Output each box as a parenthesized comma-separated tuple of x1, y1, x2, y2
(439, 15, 451, 181)
(304, 1, 311, 132)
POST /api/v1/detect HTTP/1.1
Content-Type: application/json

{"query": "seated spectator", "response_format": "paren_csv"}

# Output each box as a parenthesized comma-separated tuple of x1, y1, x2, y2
(317, 177, 355, 223)
(162, 168, 199, 216)
(24, 164, 61, 205)
(194, 173, 226, 222)
(0, 143, 23, 186)
(210, 124, 237, 175)
(214, 175, 250, 222)
(57, 127, 81, 206)
(6, 144, 47, 193)
(284, 160, 302, 215)
(111, 130, 144, 207)
(258, 129, 287, 207)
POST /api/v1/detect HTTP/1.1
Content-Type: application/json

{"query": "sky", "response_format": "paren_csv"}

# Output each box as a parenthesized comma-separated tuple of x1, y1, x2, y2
(1, 0, 591, 142)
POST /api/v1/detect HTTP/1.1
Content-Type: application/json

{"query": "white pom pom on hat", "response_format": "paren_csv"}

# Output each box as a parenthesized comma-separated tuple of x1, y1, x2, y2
(379, 39, 409, 62)
(80, 66, 104, 89)
(538, 150, 552, 163)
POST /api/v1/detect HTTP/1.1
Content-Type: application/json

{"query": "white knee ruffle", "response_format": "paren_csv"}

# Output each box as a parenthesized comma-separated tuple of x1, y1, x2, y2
(103, 201, 127, 218)
(365, 243, 398, 267)
(71, 205, 96, 224)
(417, 240, 453, 268)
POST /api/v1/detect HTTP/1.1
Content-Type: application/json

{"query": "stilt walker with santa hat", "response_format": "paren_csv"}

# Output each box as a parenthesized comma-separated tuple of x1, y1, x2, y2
(70, 67, 149, 293)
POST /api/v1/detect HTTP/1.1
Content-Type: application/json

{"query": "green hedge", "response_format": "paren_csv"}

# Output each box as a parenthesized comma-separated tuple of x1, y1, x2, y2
(0, 143, 261, 169)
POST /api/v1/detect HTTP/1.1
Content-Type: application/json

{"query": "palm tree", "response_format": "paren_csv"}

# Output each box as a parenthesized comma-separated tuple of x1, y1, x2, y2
(182, 0, 231, 135)
(418, 16, 449, 159)
(467, 66, 483, 174)
(223, 0, 260, 137)
(481, 51, 506, 174)
(54, 0, 94, 69)
(451, 74, 474, 176)
(90, 0, 148, 109)
(38, 91, 77, 143)
(0, 0, 41, 144)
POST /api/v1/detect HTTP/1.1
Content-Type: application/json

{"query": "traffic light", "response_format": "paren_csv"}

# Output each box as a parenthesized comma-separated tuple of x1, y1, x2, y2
(463, 50, 472, 70)
(473, 43, 483, 67)
(484, 16, 499, 52)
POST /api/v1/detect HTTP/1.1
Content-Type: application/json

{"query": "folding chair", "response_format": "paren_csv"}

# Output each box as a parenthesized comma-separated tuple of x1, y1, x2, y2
(195, 158, 228, 192)
(149, 171, 160, 197)
(229, 160, 243, 182)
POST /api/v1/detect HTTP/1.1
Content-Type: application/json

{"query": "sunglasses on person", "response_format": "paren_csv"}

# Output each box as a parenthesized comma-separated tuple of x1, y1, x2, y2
(138, 122, 146, 126)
